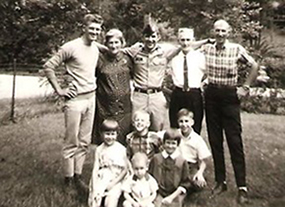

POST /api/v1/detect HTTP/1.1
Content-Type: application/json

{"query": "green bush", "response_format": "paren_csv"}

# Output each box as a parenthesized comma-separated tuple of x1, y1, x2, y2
(241, 88, 285, 114)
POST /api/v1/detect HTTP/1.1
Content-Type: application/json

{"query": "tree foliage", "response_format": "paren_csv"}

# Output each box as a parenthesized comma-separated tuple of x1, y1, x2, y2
(0, 0, 98, 64)
(0, 0, 282, 70)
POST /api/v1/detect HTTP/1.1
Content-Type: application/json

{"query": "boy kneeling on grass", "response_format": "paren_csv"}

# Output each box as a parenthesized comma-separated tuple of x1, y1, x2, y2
(122, 152, 158, 207)
(148, 128, 191, 207)
(88, 119, 129, 207)
(177, 108, 211, 193)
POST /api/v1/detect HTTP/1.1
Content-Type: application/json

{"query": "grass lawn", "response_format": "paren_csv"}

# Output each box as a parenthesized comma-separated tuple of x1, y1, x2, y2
(0, 99, 284, 207)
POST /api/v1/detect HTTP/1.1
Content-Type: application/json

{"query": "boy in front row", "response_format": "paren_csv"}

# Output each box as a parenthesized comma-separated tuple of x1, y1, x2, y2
(122, 152, 158, 207)
(177, 108, 211, 192)
(126, 110, 162, 162)
(148, 128, 190, 207)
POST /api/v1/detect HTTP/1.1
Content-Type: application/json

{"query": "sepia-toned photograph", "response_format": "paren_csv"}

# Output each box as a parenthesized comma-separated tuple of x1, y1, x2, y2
(0, 0, 284, 206)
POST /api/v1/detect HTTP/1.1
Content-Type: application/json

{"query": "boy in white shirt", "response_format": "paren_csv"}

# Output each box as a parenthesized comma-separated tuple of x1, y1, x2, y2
(169, 28, 206, 134)
(122, 152, 158, 207)
(177, 108, 211, 191)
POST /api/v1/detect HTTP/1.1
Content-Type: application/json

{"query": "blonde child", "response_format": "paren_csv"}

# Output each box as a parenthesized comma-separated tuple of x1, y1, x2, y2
(122, 152, 158, 207)
(88, 119, 129, 207)
(126, 110, 162, 162)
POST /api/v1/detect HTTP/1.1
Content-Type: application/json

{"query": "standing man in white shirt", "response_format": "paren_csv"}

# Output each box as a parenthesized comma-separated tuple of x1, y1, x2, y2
(169, 28, 206, 134)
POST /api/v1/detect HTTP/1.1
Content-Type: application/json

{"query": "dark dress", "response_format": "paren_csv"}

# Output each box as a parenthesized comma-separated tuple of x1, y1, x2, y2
(92, 51, 133, 145)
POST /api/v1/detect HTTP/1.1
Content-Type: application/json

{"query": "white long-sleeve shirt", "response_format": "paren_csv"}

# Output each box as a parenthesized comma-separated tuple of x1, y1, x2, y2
(170, 49, 205, 89)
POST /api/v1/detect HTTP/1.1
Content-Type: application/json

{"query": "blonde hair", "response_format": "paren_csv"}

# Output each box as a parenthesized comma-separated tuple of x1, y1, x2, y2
(105, 28, 126, 47)
(83, 14, 103, 26)
(132, 110, 150, 122)
(131, 152, 148, 166)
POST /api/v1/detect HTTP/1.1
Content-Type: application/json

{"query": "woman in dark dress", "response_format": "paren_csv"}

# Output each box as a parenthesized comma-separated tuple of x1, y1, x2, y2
(93, 29, 133, 145)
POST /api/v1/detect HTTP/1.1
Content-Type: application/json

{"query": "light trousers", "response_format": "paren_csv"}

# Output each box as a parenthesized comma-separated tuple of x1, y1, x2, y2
(132, 91, 169, 131)
(62, 92, 96, 177)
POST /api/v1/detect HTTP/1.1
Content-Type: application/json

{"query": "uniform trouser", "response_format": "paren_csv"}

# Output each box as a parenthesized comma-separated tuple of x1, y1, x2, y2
(62, 92, 96, 177)
(204, 86, 246, 187)
(132, 91, 169, 131)
(169, 87, 203, 134)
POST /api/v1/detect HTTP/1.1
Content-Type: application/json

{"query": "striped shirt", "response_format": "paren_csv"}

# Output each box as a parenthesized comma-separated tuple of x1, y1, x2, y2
(201, 41, 256, 86)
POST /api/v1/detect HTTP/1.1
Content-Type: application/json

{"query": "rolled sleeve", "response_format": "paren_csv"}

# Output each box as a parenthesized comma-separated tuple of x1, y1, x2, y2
(177, 186, 187, 194)
(238, 45, 257, 66)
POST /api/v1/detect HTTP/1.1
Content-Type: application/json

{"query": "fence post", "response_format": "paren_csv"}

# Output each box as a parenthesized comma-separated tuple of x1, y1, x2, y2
(10, 58, 17, 123)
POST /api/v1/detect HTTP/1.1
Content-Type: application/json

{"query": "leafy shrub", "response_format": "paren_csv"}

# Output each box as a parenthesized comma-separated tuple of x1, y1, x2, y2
(241, 88, 285, 114)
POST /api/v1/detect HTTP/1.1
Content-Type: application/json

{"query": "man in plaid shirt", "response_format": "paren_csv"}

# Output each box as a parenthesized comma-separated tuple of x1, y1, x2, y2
(201, 19, 258, 204)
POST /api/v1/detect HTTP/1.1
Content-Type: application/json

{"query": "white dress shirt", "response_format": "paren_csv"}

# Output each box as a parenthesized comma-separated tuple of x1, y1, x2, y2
(171, 49, 206, 89)
(178, 129, 211, 163)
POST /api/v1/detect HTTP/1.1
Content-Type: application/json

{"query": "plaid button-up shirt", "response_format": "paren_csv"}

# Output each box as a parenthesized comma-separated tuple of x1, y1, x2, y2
(126, 131, 162, 160)
(201, 41, 256, 86)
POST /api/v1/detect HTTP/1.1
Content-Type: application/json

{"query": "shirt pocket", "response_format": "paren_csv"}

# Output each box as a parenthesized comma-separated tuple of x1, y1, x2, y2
(226, 59, 237, 77)
(134, 56, 146, 65)
(152, 57, 167, 66)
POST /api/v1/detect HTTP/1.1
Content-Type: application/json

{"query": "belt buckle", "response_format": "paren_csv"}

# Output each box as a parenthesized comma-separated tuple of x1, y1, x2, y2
(146, 89, 153, 94)
(182, 88, 190, 92)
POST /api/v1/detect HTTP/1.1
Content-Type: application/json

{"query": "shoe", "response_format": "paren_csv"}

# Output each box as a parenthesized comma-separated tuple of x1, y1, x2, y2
(64, 176, 74, 187)
(74, 174, 89, 192)
(237, 189, 249, 204)
(211, 181, 227, 196)
(63, 176, 78, 196)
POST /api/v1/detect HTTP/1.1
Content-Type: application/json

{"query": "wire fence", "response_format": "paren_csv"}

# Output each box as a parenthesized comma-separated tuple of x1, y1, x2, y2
(0, 63, 42, 74)
(0, 61, 50, 122)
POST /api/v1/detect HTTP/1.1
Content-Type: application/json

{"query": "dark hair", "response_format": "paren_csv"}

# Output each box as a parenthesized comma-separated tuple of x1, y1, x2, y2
(83, 14, 103, 26)
(163, 128, 181, 145)
(100, 119, 119, 132)
(177, 108, 194, 120)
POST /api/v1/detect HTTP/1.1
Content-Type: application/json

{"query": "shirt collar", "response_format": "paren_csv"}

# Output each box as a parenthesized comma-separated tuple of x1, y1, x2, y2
(214, 39, 229, 50)
(134, 131, 148, 138)
(162, 149, 180, 159)
(141, 44, 163, 55)
(181, 48, 194, 56)
(178, 128, 194, 140)
(105, 51, 124, 62)
(132, 173, 150, 181)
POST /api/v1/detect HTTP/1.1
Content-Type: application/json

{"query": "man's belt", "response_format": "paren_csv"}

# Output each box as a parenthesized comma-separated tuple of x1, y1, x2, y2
(134, 87, 162, 94)
(208, 83, 236, 89)
(174, 86, 201, 92)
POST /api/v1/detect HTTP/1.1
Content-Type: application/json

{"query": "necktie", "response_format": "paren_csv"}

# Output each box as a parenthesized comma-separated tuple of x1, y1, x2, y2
(183, 55, 188, 91)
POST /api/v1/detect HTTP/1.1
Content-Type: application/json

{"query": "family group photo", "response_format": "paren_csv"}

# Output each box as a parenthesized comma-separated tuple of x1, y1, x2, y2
(0, 0, 285, 207)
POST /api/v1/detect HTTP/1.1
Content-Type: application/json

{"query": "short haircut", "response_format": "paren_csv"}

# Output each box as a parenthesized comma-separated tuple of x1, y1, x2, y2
(132, 110, 150, 122)
(83, 14, 103, 26)
(131, 152, 148, 166)
(105, 28, 126, 47)
(214, 19, 231, 31)
(163, 128, 182, 145)
(100, 119, 119, 132)
(178, 28, 195, 40)
(177, 108, 194, 120)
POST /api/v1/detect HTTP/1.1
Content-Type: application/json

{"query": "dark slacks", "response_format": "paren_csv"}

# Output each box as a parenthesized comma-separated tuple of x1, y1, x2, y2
(169, 87, 203, 134)
(204, 85, 246, 187)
